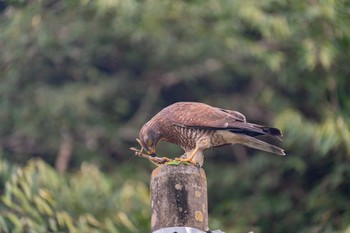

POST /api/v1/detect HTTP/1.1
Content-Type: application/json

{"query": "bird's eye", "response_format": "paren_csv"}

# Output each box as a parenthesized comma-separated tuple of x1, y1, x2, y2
(147, 140, 153, 146)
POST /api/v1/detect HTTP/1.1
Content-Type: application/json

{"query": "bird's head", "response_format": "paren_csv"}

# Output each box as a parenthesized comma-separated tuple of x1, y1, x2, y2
(138, 121, 161, 156)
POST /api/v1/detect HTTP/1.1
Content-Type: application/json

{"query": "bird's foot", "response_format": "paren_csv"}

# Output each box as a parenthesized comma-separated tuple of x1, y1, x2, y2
(149, 156, 173, 165)
(173, 157, 198, 166)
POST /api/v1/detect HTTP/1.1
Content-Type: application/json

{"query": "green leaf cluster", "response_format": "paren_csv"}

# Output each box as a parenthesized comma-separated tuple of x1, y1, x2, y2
(0, 159, 150, 233)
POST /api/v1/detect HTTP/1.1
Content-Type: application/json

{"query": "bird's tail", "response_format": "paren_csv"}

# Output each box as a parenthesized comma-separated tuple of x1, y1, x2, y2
(238, 135, 286, 155)
(231, 133, 285, 156)
(227, 123, 283, 141)
(250, 124, 283, 141)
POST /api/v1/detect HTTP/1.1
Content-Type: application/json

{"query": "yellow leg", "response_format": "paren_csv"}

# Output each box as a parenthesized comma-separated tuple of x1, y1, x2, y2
(175, 147, 199, 164)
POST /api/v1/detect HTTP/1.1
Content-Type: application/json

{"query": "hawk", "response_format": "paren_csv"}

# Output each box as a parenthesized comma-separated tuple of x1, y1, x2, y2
(137, 102, 284, 166)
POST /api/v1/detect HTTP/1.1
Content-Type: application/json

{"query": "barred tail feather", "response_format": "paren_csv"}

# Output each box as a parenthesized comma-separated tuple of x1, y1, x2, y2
(220, 131, 285, 156)
(237, 135, 285, 156)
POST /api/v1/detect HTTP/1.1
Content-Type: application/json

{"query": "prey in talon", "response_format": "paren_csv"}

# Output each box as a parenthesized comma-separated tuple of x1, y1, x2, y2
(130, 139, 173, 166)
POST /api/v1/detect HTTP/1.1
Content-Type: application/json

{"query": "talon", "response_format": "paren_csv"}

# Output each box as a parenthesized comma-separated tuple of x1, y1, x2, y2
(161, 157, 173, 162)
(172, 147, 199, 165)
(173, 157, 197, 165)
(148, 156, 173, 166)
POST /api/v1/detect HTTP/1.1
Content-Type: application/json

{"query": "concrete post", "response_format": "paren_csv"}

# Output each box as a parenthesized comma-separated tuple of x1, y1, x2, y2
(150, 164, 208, 232)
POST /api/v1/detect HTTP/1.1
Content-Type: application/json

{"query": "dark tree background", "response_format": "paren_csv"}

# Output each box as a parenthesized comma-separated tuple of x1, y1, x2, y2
(0, 0, 349, 232)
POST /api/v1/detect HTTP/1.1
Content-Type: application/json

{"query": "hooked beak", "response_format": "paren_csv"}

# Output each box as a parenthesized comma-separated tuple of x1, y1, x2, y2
(147, 148, 156, 157)
(135, 138, 156, 157)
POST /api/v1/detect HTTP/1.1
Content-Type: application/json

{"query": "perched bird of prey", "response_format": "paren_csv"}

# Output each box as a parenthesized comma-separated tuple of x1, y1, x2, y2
(137, 102, 284, 166)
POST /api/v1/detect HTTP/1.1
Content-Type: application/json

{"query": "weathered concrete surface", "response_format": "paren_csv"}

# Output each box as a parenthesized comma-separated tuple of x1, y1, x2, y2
(151, 164, 208, 232)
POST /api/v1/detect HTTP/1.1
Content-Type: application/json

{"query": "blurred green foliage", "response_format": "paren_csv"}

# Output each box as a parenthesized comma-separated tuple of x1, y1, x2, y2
(0, 158, 150, 233)
(0, 0, 350, 232)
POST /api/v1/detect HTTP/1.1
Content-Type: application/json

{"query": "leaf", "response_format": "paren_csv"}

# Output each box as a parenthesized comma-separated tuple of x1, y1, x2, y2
(5, 213, 23, 233)
(0, 216, 10, 233)
(34, 196, 54, 216)
(167, 161, 190, 166)
(56, 211, 75, 230)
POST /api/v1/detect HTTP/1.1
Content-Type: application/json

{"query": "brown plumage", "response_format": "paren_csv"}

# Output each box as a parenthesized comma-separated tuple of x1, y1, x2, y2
(138, 102, 285, 166)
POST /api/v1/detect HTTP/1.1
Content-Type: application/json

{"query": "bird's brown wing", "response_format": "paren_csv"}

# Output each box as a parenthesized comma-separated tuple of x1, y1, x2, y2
(165, 102, 244, 127)
(165, 102, 282, 139)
